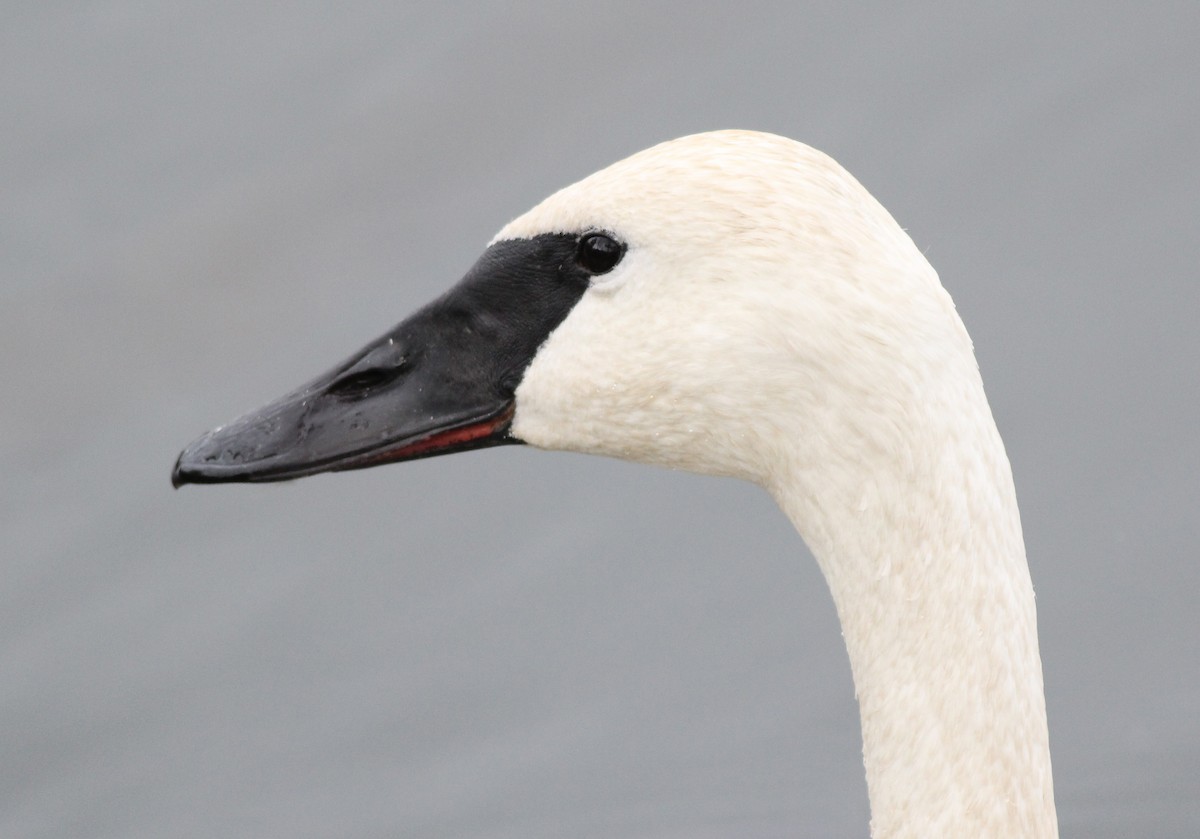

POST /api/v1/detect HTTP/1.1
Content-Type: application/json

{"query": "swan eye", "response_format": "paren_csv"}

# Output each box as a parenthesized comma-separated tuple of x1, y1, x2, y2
(575, 232, 624, 275)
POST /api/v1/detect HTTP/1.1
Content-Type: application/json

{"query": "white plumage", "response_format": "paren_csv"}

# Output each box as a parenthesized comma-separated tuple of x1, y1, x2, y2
(504, 131, 1058, 837)
(172, 128, 1060, 838)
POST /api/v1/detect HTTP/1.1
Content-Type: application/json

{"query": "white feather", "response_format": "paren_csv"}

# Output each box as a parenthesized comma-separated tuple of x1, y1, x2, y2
(503, 131, 1057, 838)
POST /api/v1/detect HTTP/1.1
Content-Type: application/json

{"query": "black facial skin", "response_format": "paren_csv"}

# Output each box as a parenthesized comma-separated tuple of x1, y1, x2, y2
(171, 232, 624, 487)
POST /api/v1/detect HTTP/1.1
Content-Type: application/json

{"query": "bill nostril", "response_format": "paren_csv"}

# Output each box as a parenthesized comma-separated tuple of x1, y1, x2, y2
(328, 370, 390, 398)
(327, 357, 409, 399)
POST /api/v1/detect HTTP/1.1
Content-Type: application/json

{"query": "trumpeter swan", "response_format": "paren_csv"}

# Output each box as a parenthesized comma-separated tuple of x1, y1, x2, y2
(173, 130, 1058, 838)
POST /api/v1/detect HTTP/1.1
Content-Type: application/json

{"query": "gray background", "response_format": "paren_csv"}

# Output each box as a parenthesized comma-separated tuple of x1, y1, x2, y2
(3, 2, 1197, 837)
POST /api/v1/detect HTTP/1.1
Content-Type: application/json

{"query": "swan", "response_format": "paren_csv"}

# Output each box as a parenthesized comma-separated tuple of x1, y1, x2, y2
(173, 130, 1059, 837)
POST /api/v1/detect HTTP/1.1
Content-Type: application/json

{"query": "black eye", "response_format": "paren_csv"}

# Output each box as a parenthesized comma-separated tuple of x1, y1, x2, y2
(576, 232, 624, 275)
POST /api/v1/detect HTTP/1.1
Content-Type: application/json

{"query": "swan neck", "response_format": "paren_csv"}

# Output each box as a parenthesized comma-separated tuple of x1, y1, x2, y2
(771, 390, 1058, 837)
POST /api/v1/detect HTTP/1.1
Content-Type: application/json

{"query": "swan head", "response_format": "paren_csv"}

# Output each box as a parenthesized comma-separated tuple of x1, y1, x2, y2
(173, 130, 970, 491)
(172, 131, 1059, 837)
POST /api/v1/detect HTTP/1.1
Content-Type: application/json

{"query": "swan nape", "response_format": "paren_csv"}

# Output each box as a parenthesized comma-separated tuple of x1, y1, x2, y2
(173, 130, 1058, 838)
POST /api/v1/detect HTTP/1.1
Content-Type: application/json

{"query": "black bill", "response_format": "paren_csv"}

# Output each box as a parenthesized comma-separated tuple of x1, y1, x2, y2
(172, 233, 593, 487)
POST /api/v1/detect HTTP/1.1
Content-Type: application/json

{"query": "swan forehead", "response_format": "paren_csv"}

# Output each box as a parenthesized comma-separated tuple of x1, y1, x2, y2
(493, 130, 865, 250)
